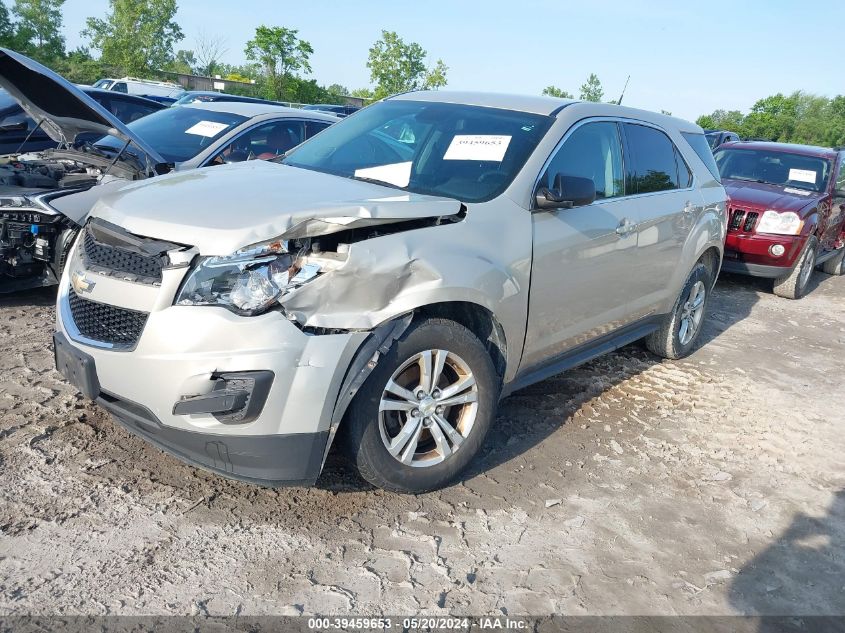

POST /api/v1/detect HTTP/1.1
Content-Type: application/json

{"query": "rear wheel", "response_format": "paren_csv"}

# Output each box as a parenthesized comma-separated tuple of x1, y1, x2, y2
(343, 318, 498, 494)
(774, 237, 817, 299)
(821, 246, 845, 276)
(645, 261, 713, 360)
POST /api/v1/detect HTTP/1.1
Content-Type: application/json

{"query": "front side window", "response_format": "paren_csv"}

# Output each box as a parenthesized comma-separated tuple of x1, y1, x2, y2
(713, 148, 832, 193)
(93, 106, 247, 163)
(282, 100, 553, 203)
(624, 123, 682, 194)
(836, 157, 845, 192)
(541, 121, 624, 199)
(211, 120, 305, 164)
(305, 121, 331, 138)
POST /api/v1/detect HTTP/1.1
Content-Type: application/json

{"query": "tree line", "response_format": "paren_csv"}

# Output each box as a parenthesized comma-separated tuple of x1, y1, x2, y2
(0, 0, 841, 146)
(0, 0, 447, 104)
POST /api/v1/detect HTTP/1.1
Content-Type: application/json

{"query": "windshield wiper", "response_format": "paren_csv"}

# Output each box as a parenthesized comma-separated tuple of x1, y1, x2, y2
(350, 175, 405, 190)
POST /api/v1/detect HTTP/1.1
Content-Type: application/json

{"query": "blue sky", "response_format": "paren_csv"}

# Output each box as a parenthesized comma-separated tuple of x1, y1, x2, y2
(49, 0, 841, 120)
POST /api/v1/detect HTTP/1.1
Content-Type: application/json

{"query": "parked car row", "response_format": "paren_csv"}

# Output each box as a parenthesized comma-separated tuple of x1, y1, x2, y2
(1, 48, 843, 494)
(0, 49, 337, 292)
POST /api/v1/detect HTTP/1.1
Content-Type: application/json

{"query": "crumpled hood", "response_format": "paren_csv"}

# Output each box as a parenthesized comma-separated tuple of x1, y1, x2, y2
(91, 160, 463, 254)
(723, 178, 823, 215)
(0, 48, 165, 168)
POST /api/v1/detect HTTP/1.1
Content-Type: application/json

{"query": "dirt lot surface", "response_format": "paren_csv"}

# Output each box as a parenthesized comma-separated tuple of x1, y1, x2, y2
(0, 272, 843, 617)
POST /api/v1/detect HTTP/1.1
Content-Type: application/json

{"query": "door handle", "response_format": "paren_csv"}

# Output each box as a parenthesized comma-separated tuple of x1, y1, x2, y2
(615, 219, 635, 236)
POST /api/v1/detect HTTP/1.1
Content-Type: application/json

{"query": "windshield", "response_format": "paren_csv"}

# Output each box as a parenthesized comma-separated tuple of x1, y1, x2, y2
(705, 132, 721, 150)
(714, 147, 832, 193)
(282, 100, 553, 203)
(94, 106, 247, 163)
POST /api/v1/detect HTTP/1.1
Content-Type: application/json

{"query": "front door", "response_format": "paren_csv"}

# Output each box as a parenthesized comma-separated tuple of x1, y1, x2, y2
(521, 120, 641, 370)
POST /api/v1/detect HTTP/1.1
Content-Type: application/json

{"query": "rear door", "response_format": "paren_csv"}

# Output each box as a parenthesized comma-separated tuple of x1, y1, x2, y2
(522, 120, 641, 369)
(621, 122, 702, 318)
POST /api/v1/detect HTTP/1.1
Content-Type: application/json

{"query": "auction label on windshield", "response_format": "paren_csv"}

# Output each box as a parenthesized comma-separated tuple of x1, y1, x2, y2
(185, 120, 230, 137)
(788, 168, 817, 184)
(444, 135, 512, 161)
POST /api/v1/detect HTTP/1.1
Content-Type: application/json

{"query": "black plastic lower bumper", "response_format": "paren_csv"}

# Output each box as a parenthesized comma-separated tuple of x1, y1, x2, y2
(720, 259, 790, 279)
(101, 393, 328, 487)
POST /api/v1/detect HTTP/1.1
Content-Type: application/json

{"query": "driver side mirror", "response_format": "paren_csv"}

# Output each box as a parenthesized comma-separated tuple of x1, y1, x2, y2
(534, 173, 596, 210)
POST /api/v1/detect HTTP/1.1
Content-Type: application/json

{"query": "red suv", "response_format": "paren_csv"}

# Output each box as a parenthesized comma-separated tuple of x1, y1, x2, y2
(715, 142, 845, 298)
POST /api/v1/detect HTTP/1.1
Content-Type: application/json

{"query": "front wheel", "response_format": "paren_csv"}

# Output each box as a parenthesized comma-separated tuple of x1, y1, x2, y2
(342, 318, 499, 494)
(773, 236, 817, 299)
(645, 261, 713, 360)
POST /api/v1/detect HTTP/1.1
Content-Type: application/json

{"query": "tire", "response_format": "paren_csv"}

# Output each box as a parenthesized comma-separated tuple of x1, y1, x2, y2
(645, 261, 713, 360)
(821, 246, 845, 276)
(342, 318, 499, 494)
(773, 236, 817, 299)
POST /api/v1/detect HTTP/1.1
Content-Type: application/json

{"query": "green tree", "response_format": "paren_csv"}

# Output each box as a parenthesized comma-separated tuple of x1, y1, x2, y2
(326, 83, 349, 97)
(579, 73, 604, 102)
(350, 87, 374, 100)
(366, 30, 447, 99)
(245, 26, 313, 101)
(83, 0, 184, 76)
(167, 49, 196, 74)
(13, 0, 65, 61)
(0, 3, 16, 48)
(542, 85, 573, 98)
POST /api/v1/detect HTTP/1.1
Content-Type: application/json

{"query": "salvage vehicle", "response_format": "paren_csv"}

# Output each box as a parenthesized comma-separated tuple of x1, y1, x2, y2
(54, 91, 727, 493)
(0, 48, 337, 293)
(715, 141, 845, 298)
(0, 87, 165, 154)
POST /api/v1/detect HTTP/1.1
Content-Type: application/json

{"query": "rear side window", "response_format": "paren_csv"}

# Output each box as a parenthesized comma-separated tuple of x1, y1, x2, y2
(112, 82, 128, 93)
(623, 123, 681, 193)
(682, 131, 721, 182)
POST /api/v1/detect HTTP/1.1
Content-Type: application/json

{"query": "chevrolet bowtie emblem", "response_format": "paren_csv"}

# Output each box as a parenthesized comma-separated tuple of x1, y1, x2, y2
(71, 270, 95, 295)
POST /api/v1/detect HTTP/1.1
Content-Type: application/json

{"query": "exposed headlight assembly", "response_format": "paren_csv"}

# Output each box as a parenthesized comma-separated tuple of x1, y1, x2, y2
(174, 240, 321, 315)
(755, 210, 803, 236)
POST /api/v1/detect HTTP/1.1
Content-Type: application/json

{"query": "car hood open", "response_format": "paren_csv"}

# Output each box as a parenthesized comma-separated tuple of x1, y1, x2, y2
(722, 178, 823, 215)
(0, 48, 166, 168)
(91, 161, 464, 254)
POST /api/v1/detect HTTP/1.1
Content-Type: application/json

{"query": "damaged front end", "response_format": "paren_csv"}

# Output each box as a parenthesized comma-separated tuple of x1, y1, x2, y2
(172, 203, 466, 323)
(0, 190, 80, 291)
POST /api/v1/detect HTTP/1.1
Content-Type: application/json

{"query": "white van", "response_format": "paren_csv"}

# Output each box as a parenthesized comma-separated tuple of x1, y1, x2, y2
(95, 77, 184, 100)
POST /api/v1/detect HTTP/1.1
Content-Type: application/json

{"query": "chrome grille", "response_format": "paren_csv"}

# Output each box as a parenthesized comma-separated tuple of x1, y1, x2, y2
(729, 209, 745, 231)
(68, 291, 148, 347)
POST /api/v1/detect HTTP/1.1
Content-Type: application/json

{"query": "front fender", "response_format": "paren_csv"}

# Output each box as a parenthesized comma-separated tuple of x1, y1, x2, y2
(279, 213, 533, 379)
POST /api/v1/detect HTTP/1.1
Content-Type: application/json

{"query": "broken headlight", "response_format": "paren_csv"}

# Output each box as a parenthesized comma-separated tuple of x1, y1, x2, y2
(174, 241, 320, 315)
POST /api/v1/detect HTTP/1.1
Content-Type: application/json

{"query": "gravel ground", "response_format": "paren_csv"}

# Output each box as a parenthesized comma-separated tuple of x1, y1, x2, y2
(0, 272, 843, 617)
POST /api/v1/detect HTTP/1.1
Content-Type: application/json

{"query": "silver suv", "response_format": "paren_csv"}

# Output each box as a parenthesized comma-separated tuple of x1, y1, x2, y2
(54, 92, 727, 493)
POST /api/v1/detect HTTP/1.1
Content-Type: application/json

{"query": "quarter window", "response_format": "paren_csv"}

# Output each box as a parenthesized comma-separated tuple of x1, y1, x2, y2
(542, 121, 624, 199)
(624, 123, 682, 193)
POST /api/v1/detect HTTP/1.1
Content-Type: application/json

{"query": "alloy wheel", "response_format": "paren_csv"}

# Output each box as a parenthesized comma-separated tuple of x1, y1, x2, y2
(378, 349, 479, 468)
(678, 280, 706, 346)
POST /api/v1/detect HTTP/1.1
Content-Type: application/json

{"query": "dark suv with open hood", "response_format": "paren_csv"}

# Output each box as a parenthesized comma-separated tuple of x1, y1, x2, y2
(715, 141, 845, 298)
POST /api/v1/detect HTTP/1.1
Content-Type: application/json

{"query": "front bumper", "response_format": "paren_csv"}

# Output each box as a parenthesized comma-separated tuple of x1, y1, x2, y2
(55, 265, 369, 486)
(722, 233, 806, 277)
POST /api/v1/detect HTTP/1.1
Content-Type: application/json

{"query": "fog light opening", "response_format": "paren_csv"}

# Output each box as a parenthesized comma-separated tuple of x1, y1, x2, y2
(770, 244, 786, 258)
